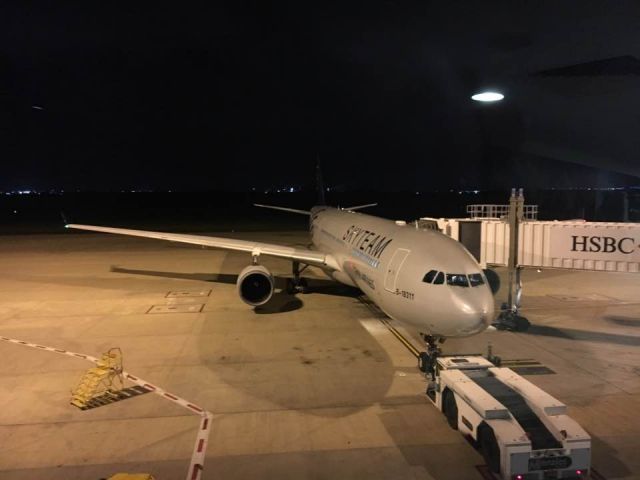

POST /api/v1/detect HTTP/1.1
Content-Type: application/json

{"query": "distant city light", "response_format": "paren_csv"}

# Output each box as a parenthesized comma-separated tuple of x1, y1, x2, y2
(471, 91, 504, 102)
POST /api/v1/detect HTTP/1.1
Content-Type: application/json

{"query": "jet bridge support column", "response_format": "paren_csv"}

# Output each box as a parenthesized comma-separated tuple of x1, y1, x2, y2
(494, 188, 530, 331)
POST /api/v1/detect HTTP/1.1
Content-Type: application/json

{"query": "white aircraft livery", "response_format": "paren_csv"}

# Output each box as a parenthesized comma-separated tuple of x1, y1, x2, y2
(66, 203, 494, 345)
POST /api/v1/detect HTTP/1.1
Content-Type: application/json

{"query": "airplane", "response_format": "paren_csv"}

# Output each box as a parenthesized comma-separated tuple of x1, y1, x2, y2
(65, 196, 496, 365)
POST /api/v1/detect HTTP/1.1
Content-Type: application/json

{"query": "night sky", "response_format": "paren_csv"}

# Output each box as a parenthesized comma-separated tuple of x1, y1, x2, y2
(1, 2, 640, 191)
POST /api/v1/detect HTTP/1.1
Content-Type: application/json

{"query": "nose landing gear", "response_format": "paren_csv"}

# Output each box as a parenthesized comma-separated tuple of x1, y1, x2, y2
(418, 334, 444, 380)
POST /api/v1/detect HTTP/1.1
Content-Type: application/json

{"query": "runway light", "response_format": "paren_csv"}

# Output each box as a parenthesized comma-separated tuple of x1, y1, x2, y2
(471, 91, 504, 102)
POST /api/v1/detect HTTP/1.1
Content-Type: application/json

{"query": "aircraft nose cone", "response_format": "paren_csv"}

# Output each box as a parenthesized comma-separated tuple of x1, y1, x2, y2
(453, 289, 495, 336)
(457, 313, 488, 335)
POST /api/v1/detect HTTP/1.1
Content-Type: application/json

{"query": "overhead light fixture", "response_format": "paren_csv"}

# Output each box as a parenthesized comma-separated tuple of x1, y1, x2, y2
(471, 92, 504, 102)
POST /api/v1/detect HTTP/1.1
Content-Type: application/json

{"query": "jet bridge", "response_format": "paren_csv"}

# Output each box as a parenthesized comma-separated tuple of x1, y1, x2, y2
(439, 217, 640, 273)
(423, 202, 640, 273)
(419, 189, 640, 330)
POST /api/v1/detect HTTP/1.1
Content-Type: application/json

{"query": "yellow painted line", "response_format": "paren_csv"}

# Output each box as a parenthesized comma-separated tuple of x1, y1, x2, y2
(379, 318, 421, 358)
(357, 296, 422, 358)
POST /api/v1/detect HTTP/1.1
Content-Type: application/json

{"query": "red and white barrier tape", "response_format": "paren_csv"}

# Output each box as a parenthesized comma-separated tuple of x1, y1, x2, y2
(0, 335, 213, 480)
(0, 335, 100, 363)
(189, 412, 214, 480)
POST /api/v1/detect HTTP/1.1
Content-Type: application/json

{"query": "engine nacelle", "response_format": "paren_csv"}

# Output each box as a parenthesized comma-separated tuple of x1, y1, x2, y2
(237, 264, 274, 306)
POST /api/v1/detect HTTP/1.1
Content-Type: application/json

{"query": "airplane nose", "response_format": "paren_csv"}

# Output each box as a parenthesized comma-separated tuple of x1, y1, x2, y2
(452, 289, 495, 336)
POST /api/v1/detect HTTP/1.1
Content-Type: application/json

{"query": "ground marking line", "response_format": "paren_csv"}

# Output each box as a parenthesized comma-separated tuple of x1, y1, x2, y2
(357, 297, 422, 357)
(0, 335, 213, 480)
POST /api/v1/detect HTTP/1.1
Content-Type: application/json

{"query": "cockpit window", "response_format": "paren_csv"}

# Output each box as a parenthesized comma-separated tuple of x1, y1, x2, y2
(446, 273, 469, 287)
(423, 270, 438, 283)
(425, 272, 482, 287)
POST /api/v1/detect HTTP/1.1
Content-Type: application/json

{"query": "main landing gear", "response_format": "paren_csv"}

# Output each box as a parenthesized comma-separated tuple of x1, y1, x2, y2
(418, 334, 444, 380)
(285, 261, 309, 294)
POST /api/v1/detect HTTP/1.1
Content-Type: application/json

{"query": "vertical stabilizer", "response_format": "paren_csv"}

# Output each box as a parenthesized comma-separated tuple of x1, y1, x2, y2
(316, 156, 326, 206)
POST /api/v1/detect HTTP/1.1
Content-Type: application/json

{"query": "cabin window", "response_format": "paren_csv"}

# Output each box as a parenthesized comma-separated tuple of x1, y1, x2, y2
(433, 271, 445, 284)
(446, 273, 469, 287)
(423, 270, 438, 283)
(468, 273, 485, 287)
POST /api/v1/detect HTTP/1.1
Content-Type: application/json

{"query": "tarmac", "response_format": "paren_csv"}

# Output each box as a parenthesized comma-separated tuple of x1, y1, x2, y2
(0, 230, 639, 480)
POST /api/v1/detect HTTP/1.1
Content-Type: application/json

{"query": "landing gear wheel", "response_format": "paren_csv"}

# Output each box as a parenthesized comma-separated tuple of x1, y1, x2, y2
(513, 315, 530, 332)
(493, 311, 530, 332)
(418, 352, 430, 373)
(442, 389, 458, 430)
(285, 277, 309, 294)
(287, 261, 310, 294)
(297, 278, 309, 294)
(479, 424, 500, 473)
(420, 334, 442, 379)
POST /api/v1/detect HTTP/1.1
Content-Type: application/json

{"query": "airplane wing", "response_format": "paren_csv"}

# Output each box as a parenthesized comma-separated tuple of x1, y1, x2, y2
(66, 224, 340, 271)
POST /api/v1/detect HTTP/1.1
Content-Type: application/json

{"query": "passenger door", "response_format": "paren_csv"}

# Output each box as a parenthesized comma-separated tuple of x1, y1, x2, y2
(384, 248, 410, 292)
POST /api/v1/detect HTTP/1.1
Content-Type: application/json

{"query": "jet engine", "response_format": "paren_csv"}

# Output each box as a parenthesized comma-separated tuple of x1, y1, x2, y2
(237, 265, 274, 306)
(483, 268, 501, 295)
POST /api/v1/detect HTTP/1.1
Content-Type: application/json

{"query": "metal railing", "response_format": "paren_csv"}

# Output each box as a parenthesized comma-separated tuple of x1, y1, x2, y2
(466, 204, 538, 220)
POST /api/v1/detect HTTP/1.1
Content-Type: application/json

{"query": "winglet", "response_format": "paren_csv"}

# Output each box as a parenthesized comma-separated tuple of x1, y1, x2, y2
(60, 211, 71, 228)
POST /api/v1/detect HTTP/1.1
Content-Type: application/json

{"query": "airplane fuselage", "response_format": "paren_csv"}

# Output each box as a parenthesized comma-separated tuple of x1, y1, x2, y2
(310, 207, 494, 337)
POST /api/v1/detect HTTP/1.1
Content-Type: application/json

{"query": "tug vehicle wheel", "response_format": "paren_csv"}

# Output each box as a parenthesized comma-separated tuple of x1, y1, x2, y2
(442, 389, 458, 430)
(479, 424, 500, 473)
(418, 352, 430, 373)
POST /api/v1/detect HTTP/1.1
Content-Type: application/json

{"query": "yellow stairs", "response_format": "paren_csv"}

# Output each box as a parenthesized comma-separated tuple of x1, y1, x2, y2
(70, 348, 124, 408)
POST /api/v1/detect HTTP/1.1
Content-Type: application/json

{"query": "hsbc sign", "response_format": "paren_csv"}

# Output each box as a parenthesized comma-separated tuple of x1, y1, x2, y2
(475, 220, 640, 271)
(550, 227, 640, 263)
(570, 236, 636, 254)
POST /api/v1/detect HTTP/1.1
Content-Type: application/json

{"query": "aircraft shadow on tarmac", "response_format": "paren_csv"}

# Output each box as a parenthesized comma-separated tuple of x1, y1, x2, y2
(603, 315, 640, 327)
(110, 266, 361, 314)
(522, 324, 640, 346)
